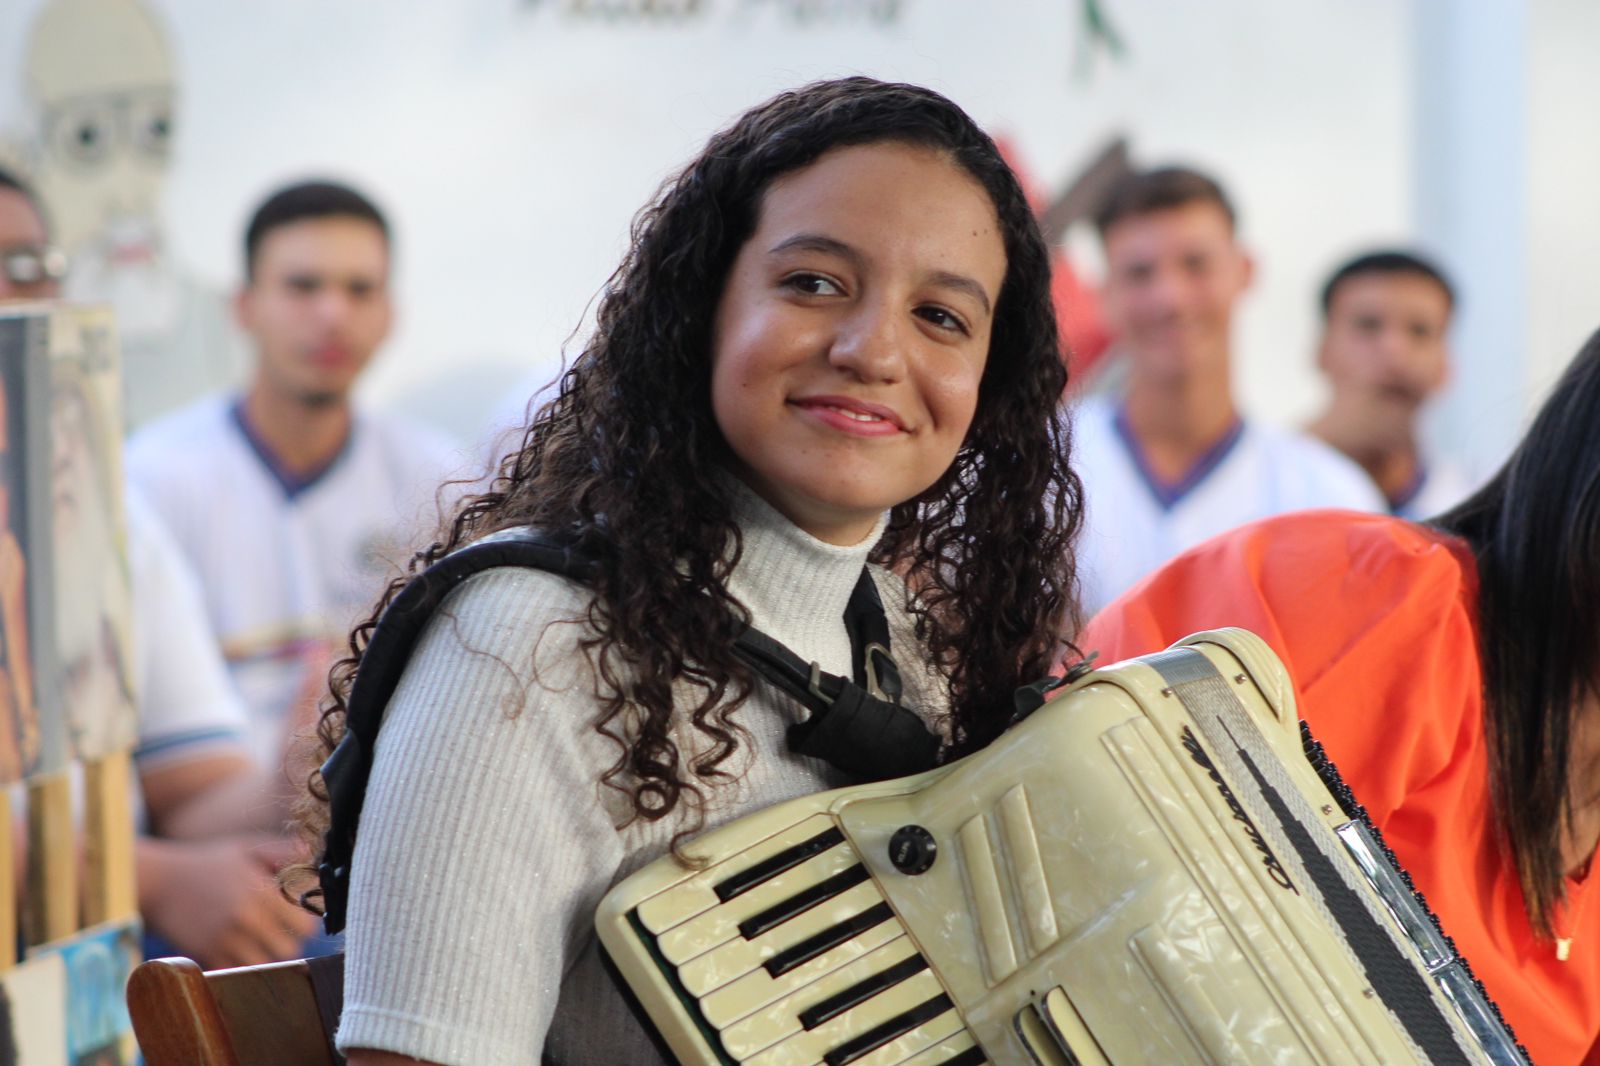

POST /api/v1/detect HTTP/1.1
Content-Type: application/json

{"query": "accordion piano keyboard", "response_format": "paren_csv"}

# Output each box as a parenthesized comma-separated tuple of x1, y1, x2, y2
(630, 813, 986, 1066)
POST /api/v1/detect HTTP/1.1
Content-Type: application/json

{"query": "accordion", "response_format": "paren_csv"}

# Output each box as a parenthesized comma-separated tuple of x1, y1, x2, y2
(595, 629, 1529, 1065)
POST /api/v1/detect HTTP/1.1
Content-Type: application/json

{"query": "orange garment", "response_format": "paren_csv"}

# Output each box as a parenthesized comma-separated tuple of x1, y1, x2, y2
(1080, 509, 1600, 1066)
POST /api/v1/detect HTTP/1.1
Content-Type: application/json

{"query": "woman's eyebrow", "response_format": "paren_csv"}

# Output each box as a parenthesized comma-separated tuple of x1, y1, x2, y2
(769, 233, 992, 315)
(927, 270, 992, 316)
(768, 233, 859, 262)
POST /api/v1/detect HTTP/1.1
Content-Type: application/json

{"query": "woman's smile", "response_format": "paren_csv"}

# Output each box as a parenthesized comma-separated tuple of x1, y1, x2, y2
(789, 394, 908, 437)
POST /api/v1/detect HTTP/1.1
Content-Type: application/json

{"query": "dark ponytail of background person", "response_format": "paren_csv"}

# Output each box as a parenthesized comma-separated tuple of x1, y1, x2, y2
(1433, 327, 1600, 938)
(292, 77, 1083, 913)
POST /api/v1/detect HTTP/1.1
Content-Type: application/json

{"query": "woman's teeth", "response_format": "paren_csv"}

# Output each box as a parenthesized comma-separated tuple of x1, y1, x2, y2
(829, 406, 882, 422)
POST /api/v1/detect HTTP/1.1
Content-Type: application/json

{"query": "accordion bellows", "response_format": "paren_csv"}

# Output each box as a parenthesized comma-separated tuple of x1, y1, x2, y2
(595, 629, 1528, 1065)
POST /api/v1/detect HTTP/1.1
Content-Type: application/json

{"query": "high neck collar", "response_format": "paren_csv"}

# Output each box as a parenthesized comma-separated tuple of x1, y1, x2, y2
(723, 481, 888, 676)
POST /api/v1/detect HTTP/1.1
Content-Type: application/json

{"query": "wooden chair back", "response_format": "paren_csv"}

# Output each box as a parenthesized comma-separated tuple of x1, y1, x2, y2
(127, 953, 346, 1066)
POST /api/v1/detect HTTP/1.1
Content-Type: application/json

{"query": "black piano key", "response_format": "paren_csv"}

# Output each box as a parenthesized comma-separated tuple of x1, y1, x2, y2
(945, 1047, 987, 1065)
(738, 864, 871, 940)
(823, 993, 955, 1066)
(715, 827, 846, 902)
(799, 953, 930, 1030)
(764, 902, 895, 978)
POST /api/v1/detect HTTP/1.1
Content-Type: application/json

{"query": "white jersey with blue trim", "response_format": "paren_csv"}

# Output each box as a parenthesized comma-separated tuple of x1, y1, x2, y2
(1390, 455, 1479, 521)
(125, 486, 254, 830)
(127, 485, 250, 769)
(126, 394, 465, 760)
(1071, 395, 1387, 619)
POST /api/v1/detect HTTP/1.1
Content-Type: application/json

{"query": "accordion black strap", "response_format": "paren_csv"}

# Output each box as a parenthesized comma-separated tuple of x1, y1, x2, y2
(317, 526, 940, 934)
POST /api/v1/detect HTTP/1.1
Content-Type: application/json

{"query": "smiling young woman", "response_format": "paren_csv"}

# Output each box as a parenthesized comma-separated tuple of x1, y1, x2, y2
(288, 78, 1082, 1066)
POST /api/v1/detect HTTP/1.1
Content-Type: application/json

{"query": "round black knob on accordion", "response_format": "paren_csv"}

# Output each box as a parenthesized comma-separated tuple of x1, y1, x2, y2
(888, 825, 938, 874)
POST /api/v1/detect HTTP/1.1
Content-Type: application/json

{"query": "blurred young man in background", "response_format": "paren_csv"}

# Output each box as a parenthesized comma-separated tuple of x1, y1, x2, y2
(127, 181, 460, 762)
(1070, 166, 1384, 617)
(1307, 250, 1471, 518)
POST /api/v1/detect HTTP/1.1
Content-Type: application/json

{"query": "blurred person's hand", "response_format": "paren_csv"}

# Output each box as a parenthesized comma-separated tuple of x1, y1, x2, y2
(284, 638, 337, 759)
(137, 834, 317, 969)
(271, 638, 339, 811)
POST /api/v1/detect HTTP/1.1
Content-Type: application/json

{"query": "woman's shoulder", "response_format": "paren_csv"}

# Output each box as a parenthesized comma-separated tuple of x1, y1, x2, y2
(432, 563, 595, 630)
(1083, 510, 1477, 672)
(1186, 509, 1472, 594)
(391, 564, 601, 716)
(1132, 509, 1482, 723)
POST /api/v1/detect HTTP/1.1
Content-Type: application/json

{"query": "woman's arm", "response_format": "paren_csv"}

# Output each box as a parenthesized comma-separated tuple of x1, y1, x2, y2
(346, 1051, 440, 1066)
(337, 569, 626, 1064)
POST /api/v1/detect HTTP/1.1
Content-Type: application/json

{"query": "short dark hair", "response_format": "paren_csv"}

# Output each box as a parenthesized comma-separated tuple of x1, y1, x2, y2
(243, 180, 389, 279)
(1094, 165, 1236, 238)
(1320, 250, 1455, 316)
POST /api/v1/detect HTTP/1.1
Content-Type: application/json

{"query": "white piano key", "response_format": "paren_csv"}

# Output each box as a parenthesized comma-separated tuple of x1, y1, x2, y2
(655, 845, 862, 965)
(699, 924, 907, 1029)
(637, 814, 841, 934)
(894, 1029, 983, 1065)
(740, 970, 949, 1066)
(679, 880, 890, 996)
(852, 1007, 970, 1066)
(716, 936, 927, 1059)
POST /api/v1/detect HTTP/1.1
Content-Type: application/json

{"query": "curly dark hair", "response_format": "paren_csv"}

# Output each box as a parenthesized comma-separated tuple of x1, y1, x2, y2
(291, 76, 1082, 910)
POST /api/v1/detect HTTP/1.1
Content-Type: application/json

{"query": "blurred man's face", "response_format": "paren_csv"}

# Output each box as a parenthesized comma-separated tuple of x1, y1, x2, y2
(0, 187, 62, 302)
(1318, 272, 1451, 418)
(236, 216, 392, 408)
(1100, 201, 1251, 386)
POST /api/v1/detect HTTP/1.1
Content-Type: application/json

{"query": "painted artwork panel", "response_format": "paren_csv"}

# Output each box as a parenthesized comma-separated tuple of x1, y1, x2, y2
(0, 309, 58, 782)
(28, 918, 140, 1066)
(0, 949, 68, 1066)
(46, 306, 135, 760)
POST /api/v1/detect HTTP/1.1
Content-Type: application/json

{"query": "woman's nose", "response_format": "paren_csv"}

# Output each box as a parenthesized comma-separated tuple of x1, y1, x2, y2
(828, 302, 908, 382)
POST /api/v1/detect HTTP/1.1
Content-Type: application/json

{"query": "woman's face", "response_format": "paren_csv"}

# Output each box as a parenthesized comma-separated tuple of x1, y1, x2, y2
(710, 141, 1006, 545)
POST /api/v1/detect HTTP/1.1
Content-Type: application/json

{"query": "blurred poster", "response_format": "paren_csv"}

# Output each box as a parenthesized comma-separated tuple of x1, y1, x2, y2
(0, 304, 134, 771)
(25, 918, 140, 1065)
(0, 308, 54, 782)
(46, 307, 134, 759)
(0, 951, 67, 1066)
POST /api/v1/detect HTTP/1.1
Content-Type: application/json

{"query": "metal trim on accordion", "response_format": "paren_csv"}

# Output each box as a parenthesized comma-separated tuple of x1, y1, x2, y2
(595, 628, 1530, 1065)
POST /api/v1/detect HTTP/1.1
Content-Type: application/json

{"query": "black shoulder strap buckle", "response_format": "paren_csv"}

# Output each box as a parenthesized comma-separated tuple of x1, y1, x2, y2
(773, 568, 937, 780)
(800, 645, 900, 706)
(732, 567, 938, 780)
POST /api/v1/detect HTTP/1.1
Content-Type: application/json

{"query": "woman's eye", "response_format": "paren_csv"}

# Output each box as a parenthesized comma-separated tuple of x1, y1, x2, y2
(786, 273, 843, 297)
(917, 305, 969, 334)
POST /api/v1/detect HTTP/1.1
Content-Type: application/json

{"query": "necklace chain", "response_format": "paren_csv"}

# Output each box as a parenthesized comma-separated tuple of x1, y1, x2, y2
(1555, 880, 1592, 962)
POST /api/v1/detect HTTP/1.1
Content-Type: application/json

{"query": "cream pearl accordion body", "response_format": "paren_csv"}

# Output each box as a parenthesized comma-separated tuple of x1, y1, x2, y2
(596, 629, 1529, 1066)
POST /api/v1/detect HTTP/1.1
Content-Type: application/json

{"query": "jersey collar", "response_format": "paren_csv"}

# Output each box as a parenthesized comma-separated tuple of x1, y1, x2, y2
(1113, 403, 1246, 512)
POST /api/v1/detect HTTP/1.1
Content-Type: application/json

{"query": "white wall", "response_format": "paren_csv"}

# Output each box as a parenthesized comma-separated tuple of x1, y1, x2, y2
(5, 0, 1575, 458)
(1529, 0, 1600, 412)
(1411, 1, 1528, 478)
